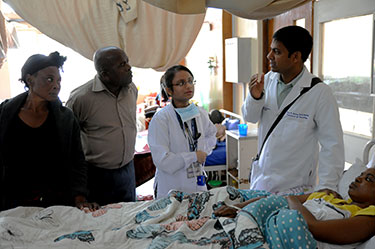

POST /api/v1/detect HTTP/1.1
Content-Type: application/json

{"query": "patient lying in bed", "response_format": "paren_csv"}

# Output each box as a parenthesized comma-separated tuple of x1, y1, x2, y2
(1, 169, 373, 248)
(214, 168, 375, 248)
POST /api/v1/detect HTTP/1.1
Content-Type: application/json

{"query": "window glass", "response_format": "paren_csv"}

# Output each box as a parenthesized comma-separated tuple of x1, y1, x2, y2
(322, 14, 373, 137)
(295, 18, 311, 71)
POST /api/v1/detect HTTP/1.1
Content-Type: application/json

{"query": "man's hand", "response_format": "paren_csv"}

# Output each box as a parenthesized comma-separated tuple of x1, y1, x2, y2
(316, 188, 343, 199)
(196, 150, 207, 164)
(249, 73, 264, 99)
(75, 195, 100, 212)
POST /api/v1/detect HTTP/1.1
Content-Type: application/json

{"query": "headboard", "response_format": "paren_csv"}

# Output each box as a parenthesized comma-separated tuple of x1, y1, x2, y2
(362, 139, 375, 165)
(219, 109, 245, 123)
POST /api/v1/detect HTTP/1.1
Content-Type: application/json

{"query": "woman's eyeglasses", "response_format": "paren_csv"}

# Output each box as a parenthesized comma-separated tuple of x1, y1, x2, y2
(172, 80, 196, 87)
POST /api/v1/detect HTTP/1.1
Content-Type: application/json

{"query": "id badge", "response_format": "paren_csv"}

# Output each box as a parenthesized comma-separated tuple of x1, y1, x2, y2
(187, 162, 201, 178)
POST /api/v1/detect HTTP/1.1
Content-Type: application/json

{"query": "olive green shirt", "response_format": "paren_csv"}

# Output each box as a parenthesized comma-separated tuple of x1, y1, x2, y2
(276, 67, 305, 108)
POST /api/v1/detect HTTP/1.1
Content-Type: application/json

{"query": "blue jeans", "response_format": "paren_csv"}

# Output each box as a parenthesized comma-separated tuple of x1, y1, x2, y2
(88, 160, 136, 205)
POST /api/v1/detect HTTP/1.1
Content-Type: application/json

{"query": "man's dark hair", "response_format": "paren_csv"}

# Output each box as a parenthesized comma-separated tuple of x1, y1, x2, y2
(160, 65, 194, 100)
(272, 26, 313, 62)
(93, 46, 122, 74)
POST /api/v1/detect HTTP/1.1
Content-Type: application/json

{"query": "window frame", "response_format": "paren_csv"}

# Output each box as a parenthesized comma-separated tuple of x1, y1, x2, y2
(313, 0, 375, 85)
(313, 0, 375, 163)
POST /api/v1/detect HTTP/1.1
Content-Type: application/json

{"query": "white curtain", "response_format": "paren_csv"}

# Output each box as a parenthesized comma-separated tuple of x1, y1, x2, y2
(4, 0, 205, 71)
(0, 7, 7, 69)
(144, 0, 311, 20)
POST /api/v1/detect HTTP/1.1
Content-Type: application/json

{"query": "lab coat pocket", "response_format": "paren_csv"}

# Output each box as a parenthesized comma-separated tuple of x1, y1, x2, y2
(277, 113, 309, 144)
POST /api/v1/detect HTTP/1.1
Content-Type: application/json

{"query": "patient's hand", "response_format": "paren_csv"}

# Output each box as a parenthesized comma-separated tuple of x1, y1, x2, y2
(317, 188, 342, 199)
(213, 204, 239, 218)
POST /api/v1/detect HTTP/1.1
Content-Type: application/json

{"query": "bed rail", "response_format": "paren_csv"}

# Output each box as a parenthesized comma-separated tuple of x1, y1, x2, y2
(362, 139, 375, 165)
(219, 109, 245, 123)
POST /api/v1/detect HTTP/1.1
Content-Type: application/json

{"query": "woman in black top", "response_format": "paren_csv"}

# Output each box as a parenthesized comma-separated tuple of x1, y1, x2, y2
(0, 52, 99, 211)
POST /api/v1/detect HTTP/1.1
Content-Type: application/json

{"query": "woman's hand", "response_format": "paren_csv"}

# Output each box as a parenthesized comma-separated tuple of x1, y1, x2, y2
(196, 150, 207, 164)
(316, 188, 342, 199)
(213, 196, 267, 218)
(213, 204, 239, 218)
(74, 195, 100, 212)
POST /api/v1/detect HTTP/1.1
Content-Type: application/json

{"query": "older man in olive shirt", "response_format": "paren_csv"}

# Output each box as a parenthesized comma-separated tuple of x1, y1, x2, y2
(67, 46, 137, 205)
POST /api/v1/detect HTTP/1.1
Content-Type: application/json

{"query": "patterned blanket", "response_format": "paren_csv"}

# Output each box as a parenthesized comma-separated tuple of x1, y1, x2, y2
(0, 186, 316, 249)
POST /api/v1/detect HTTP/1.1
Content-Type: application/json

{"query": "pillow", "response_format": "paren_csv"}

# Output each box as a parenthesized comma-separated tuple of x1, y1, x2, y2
(338, 158, 367, 200)
(366, 151, 375, 168)
(222, 118, 240, 130)
(357, 235, 375, 249)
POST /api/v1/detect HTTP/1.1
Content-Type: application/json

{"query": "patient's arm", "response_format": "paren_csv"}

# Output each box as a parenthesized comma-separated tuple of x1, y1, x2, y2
(315, 188, 342, 199)
(213, 205, 238, 218)
(286, 196, 375, 244)
(235, 196, 267, 208)
(213, 196, 266, 218)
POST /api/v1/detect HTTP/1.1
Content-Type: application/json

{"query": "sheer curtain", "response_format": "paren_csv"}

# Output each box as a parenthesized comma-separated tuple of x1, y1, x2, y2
(4, 0, 205, 71)
(0, 7, 7, 69)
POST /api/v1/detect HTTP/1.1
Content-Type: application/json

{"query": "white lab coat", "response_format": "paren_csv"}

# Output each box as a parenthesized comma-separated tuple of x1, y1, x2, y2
(148, 103, 217, 199)
(242, 67, 345, 193)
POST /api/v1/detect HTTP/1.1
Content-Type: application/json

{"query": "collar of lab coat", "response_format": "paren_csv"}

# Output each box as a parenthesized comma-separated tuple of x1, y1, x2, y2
(271, 66, 316, 112)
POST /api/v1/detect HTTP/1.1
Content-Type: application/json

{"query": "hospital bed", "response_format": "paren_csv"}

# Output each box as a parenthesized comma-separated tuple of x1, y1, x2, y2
(1, 140, 374, 248)
(204, 109, 245, 187)
(334, 139, 375, 249)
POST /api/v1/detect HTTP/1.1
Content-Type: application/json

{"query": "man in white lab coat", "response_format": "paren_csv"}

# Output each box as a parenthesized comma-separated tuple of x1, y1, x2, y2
(242, 26, 345, 195)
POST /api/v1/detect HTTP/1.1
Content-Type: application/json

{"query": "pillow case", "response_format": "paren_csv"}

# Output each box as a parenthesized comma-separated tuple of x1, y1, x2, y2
(357, 235, 375, 249)
(222, 118, 240, 130)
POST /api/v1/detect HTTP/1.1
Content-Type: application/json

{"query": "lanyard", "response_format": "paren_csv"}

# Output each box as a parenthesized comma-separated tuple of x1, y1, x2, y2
(175, 111, 200, 152)
(253, 77, 322, 162)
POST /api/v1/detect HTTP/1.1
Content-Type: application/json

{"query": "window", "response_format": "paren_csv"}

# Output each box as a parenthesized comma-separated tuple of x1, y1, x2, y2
(295, 18, 311, 71)
(321, 14, 373, 137)
(313, 0, 375, 164)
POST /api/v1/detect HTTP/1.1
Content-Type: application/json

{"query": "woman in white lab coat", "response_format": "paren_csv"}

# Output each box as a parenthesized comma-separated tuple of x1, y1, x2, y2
(148, 65, 217, 199)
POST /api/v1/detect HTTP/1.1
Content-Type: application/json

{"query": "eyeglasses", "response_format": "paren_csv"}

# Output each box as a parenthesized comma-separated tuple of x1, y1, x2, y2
(172, 80, 196, 87)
